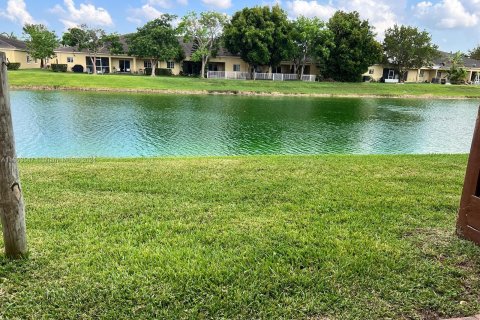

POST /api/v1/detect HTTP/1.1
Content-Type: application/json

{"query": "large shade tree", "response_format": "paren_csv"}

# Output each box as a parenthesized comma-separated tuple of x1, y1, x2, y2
(23, 24, 59, 68)
(62, 25, 123, 74)
(179, 11, 228, 78)
(223, 5, 293, 73)
(325, 11, 382, 82)
(290, 16, 333, 79)
(127, 15, 183, 77)
(383, 24, 439, 82)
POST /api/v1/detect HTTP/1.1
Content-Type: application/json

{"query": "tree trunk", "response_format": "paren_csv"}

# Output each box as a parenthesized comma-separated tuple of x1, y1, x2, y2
(90, 56, 97, 75)
(151, 59, 156, 77)
(300, 53, 307, 80)
(200, 56, 208, 79)
(300, 64, 306, 80)
(40, 59, 44, 69)
(0, 52, 27, 259)
(201, 57, 206, 79)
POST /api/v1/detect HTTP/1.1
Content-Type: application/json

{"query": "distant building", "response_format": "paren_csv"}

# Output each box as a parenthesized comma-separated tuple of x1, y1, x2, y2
(0, 34, 319, 77)
(362, 51, 480, 84)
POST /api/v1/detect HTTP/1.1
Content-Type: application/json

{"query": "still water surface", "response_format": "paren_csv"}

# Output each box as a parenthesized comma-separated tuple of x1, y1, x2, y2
(10, 90, 479, 157)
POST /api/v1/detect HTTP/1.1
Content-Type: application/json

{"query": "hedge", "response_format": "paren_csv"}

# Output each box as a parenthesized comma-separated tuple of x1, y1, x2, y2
(144, 68, 173, 76)
(51, 64, 68, 72)
(6, 62, 21, 70)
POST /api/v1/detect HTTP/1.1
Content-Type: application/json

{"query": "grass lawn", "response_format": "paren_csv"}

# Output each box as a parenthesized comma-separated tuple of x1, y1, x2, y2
(8, 69, 480, 98)
(1, 155, 480, 319)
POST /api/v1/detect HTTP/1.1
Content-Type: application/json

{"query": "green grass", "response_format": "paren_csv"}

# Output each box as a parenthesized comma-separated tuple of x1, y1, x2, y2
(1, 155, 480, 319)
(8, 69, 480, 98)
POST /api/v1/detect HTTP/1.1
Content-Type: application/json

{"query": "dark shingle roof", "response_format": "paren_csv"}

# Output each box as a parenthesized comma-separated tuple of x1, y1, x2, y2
(434, 51, 480, 68)
(0, 34, 27, 50)
(179, 39, 235, 57)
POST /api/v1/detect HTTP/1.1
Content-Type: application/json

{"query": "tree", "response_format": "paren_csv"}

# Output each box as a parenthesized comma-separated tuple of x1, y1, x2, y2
(290, 16, 333, 79)
(469, 45, 480, 60)
(179, 11, 228, 78)
(22, 24, 59, 68)
(223, 5, 292, 73)
(1, 32, 18, 40)
(383, 24, 439, 82)
(62, 25, 123, 75)
(325, 11, 382, 82)
(447, 51, 468, 84)
(127, 15, 183, 77)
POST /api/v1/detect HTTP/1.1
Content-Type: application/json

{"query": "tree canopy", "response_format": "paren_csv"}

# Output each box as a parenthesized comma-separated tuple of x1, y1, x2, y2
(127, 15, 183, 77)
(23, 24, 59, 68)
(325, 11, 382, 82)
(383, 24, 439, 82)
(290, 16, 333, 78)
(179, 11, 227, 78)
(62, 25, 123, 74)
(223, 5, 292, 71)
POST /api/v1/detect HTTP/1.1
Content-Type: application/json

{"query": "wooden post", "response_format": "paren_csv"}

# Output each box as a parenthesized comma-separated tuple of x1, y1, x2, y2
(0, 52, 27, 258)
(457, 106, 480, 245)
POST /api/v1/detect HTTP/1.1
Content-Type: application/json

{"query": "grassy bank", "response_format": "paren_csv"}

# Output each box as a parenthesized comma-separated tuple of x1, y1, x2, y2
(1, 155, 480, 319)
(8, 69, 480, 98)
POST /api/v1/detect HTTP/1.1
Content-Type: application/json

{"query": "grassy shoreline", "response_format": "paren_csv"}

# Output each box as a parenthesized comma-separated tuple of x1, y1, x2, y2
(2, 154, 480, 319)
(8, 69, 480, 99)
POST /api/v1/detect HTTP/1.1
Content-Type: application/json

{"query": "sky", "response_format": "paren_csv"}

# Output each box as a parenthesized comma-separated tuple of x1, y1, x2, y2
(0, 0, 479, 53)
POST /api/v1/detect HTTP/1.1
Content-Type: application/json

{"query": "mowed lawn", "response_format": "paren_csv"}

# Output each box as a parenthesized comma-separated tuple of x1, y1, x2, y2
(1, 155, 480, 319)
(8, 69, 480, 98)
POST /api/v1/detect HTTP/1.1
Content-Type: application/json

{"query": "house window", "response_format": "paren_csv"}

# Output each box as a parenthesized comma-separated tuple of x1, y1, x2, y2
(419, 70, 425, 77)
(166, 61, 175, 69)
(67, 57, 74, 63)
(233, 64, 241, 72)
(26, 55, 32, 63)
(144, 61, 152, 69)
(368, 69, 375, 74)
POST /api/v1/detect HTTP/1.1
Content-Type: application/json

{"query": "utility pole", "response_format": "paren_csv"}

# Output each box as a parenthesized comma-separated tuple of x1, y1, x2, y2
(0, 52, 27, 258)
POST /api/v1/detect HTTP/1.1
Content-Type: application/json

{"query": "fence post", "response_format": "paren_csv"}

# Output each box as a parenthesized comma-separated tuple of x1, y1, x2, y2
(0, 52, 27, 259)
(457, 106, 480, 245)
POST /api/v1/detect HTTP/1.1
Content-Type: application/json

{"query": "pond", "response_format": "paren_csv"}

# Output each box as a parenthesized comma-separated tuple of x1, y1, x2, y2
(10, 90, 479, 158)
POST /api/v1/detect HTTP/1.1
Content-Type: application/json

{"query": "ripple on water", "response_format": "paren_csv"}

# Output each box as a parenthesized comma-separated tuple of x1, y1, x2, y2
(10, 91, 479, 157)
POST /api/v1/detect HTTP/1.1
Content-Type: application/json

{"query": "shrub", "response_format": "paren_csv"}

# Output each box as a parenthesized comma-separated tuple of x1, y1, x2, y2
(71, 65, 84, 73)
(51, 64, 68, 72)
(6, 62, 21, 70)
(144, 68, 173, 76)
(448, 67, 468, 85)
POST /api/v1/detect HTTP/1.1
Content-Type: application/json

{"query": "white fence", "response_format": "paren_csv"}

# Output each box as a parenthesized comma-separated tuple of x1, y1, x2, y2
(207, 71, 316, 82)
(207, 71, 251, 80)
(254, 73, 274, 80)
(301, 75, 316, 82)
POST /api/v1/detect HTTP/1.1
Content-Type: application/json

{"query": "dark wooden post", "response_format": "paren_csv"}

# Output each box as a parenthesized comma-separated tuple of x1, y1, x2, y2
(0, 52, 27, 258)
(457, 106, 480, 245)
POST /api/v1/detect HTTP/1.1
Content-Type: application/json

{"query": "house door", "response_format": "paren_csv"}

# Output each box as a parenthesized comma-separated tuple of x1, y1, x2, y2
(119, 60, 131, 72)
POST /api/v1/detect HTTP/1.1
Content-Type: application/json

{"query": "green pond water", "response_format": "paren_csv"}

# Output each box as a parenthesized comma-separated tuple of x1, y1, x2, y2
(10, 90, 480, 158)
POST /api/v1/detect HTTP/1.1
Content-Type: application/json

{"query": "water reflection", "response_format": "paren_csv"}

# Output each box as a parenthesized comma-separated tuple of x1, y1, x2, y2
(10, 90, 479, 158)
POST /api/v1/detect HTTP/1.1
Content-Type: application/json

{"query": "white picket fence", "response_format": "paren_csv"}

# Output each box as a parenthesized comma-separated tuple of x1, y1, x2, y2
(207, 71, 251, 80)
(301, 75, 316, 82)
(207, 71, 316, 82)
(254, 73, 273, 80)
